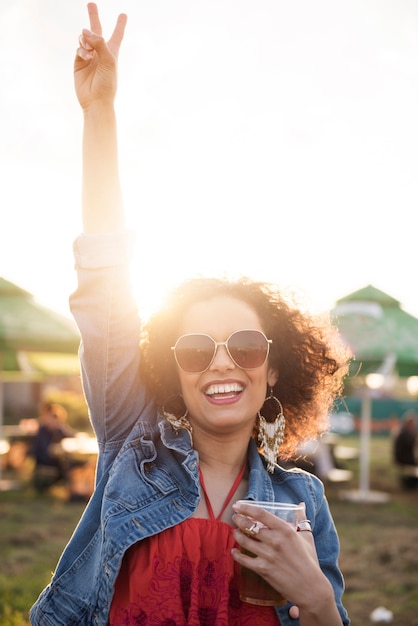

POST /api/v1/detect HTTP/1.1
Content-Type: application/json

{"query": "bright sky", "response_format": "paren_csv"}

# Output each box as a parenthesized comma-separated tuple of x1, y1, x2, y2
(1, 0, 418, 322)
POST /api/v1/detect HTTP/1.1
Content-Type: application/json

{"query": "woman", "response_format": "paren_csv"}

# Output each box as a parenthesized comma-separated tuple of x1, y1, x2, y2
(30, 4, 351, 625)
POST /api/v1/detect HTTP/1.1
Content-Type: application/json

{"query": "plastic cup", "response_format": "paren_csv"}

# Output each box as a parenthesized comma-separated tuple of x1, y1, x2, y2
(236, 500, 305, 606)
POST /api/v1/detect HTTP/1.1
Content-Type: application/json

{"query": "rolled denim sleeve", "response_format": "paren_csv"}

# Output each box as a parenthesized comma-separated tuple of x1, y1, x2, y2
(70, 231, 150, 449)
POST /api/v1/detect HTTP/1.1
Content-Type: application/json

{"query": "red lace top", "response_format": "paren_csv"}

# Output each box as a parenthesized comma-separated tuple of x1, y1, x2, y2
(109, 466, 280, 626)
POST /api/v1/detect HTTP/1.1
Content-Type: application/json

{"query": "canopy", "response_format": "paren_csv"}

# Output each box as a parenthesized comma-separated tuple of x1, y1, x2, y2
(331, 285, 418, 502)
(332, 284, 418, 378)
(0, 277, 80, 357)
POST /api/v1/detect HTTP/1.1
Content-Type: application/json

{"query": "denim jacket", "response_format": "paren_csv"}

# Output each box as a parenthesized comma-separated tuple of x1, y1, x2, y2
(30, 231, 349, 626)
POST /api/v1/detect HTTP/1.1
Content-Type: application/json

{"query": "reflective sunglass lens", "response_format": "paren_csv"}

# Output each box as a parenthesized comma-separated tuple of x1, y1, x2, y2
(174, 334, 215, 372)
(228, 330, 269, 369)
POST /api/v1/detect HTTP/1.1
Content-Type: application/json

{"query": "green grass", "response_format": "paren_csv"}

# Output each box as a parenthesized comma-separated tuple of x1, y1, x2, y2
(327, 436, 418, 626)
(0, 490, 85, 626)
(1, 436, 417, 625)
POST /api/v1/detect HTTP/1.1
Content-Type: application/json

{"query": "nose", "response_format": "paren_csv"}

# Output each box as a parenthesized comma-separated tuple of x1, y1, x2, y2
(209, 342, 235, 371)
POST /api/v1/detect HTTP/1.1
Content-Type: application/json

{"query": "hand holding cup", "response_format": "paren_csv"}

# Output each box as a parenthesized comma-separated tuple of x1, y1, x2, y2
(232, 500, 314, 606)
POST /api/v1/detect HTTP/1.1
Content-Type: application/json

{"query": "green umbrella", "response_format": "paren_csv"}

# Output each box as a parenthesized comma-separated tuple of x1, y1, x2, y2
(0, 277, 80, 355)
(332, 285, 418, 502)
(0, 277, 80, 488)
(333, 284, 418, 378)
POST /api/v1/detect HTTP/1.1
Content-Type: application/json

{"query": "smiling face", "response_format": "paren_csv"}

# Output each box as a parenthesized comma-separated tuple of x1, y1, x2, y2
(175, 296, 278, 439)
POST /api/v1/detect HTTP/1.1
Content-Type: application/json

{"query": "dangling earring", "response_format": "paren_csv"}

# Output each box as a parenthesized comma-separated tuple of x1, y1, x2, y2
(257, 388, 285, 473)
(162, 394, 193, 442)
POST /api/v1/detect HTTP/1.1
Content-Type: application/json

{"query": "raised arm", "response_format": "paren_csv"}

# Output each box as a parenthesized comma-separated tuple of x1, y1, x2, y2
(71, 5, 148, 451)
(75, 2, 127, 233)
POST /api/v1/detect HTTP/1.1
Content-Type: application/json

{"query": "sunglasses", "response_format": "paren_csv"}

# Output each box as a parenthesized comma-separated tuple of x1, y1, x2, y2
(171, 329, 272, 373)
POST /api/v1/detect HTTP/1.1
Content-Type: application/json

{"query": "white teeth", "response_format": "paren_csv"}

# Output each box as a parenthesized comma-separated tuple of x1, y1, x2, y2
(205, 383, 244, 395)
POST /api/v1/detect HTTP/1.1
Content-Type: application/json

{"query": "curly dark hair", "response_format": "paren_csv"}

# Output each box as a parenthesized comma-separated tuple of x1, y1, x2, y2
(139, 277, 352, 459)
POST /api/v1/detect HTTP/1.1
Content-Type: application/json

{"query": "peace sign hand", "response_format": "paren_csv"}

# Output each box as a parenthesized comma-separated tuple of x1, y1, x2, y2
(74, 3, 127, 110)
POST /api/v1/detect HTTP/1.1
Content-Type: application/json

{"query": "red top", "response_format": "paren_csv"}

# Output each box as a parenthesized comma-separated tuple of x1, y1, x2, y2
(109, 465, 280, 626)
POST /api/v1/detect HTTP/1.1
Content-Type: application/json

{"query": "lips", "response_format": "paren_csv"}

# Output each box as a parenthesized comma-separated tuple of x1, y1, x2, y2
(204, 382, 244, 399)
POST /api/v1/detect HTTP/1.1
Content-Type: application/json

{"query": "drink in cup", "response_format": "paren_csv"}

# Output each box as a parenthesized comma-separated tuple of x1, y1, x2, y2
(235, 500, 305, 606)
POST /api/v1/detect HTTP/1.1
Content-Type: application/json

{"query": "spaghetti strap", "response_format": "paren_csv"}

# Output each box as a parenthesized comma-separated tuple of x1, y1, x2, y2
(199, 463, 246, 521)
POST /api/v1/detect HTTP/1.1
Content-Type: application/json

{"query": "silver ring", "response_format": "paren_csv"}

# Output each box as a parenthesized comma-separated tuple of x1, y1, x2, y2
(244, 520, 265, 537)
(296, 519, 312, 533)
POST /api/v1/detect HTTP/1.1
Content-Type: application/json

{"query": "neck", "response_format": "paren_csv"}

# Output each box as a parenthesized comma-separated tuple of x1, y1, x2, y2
(193, 430, 251, 475)
(194, 434, 250, 522)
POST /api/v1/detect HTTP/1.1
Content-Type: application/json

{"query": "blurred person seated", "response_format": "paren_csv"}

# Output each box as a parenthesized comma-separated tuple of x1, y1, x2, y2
(393, 410, 418, 489)
(279, 435, 353, 484)
(30, 402, 74, 493)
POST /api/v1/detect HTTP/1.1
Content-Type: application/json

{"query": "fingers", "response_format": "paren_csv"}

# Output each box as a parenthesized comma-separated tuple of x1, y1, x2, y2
(232, 501, 278, 528)
(232, 501, 295, 534)
(76, 29, 125, 65)
(87, 2, 127, 50)
(87, 2, 102, 36)
(232, 502, 318, 565)
(75, 3, 102, 63)
(243, 520, 267, 537)
(233, 512, 270, 540)
(78, 29, 105, 55)
(232, 510, 295, 564)
(294, 501, 307, 525)
(109, 13, 128, 51)
(77, 5, 127, 62)
(296, 524, 319, 564)
(76, 32, 94, 61)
